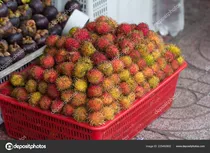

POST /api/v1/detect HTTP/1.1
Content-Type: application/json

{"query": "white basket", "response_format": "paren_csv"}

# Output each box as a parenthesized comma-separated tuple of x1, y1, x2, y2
(53, 0, 154, 30)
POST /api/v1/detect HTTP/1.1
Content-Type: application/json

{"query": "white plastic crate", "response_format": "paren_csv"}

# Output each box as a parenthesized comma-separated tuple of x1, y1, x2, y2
(52, 0, 154, 29)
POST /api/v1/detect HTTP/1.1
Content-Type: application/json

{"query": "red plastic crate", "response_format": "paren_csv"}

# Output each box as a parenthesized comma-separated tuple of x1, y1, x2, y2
(0, 63, 187, 140)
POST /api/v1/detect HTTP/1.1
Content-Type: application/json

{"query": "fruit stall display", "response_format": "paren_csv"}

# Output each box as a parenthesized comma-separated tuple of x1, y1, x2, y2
(0, 16, 187, 140)
(0, 0, 81, 73)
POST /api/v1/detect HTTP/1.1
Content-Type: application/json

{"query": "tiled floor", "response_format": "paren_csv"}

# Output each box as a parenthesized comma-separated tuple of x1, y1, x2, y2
(1, 0, 210, 140)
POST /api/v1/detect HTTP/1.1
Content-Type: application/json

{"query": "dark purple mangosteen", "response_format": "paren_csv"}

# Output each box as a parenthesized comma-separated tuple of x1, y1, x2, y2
(33, 14, 49, 29)
(0, 56, 13, 70)
(9, 43, 25, 63)
(20, 19, 37, 37)
(9, 9, 20, 27)
(16, 0, 23, 5)
(29, 0, 44, 14)
(18, 4, 32, 20)
(43, 5, 58, 21)
(0, 2, 8, 17)
(65, 0, 81, 15)
(22, 36, 37, 54)
(6, 27, 23, 44)
(34, 29, 49, 47)
(49, 24, 62, 36)
(4, 0, 18, 11)
(0, 17, 13, 37)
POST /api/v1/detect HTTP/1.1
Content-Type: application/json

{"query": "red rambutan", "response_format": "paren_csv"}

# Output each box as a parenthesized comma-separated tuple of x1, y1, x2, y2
(105, 45, 120, 59)
(47, 84, 60, 100)
(87, 69, 104, 84)
(43, 69, 58, 83)
(87, 85, 103, 98)
(40, 55, 55, 69)
(30, 66, 44, 81)
(65, 38, 80, 52)
(91, 52, 107, 65)
(46, 35, 59, 47)
(111, 59, 125, 73)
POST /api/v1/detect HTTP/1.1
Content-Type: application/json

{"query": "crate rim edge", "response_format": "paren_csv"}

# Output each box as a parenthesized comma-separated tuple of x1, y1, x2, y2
(0, 62, 188, 131)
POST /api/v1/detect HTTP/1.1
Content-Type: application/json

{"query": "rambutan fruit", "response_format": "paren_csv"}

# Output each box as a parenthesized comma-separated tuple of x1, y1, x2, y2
(147, 41, 156, 53)
(38, 81, 48, 94)
(90, 33, 99, 44)
(56, 76, 72, 91)
(151, 63, 161, 74)
(120, 56, 132, 68)
(129, 30, 143, 44)
(96, 37, 111, 51)
(163, 65, 174, 77)
(102, 106, 115, 121)
(77, 57, 93, 71)
(60, 62, 74, 77)
(129, 50, 141, 63)
(96, 21, 112, 35)
(129, 64, 139, 75)
(164, 51, 175, 62)
(152, 50, 161, 60)
(46, 35, 59, 47)
(56, 36, 66, 48)
(119, 96, 132, 110)
(120, 82, 131, 96)
(88, 98, 103, 112)
(25, 79, 37, 93)
(91, 52, 107, 65)
(106, 45, 120, 59)
(144, 55, 155, 66)
(10, 73, 25, 87)
(109, 74, 120, 85)
(111, 59, 125, 73)
(87, 85, 103, 98)
(101, 92, 113, 106)
(97, 62, 113, 76)
(74, 79, 88, 92)
(11, 87, 28, 102)
(86, 22, 96, 32)
(95, 16, 109, 22)
(137, 59, 147, 70)
(143, 82, 151, 93)
(74, 63, 88, 78)
(61, 90, 74, 103)
(51, 100, 64, 114)
(65, 37, 80, 52)
(102, 78, 115, 91)
(117, 23, 132, 35)
(134, 72, 145, 85)
(136, 44, 149, 57)
(119, 39, 135, 55)
(87, 69, 104, 84)
(119, 70, 130, 81)
(136, 23, 149, 36)
(73, 29, 90, 42)
(177, 56, 185, 65)
(135, 86, 145, 98)
(156, 70, 166, 81)
(39, 96, 52, 110)
(54, 49, 67, 64)
(110, 102, 120, 114)
(47, 84, 60, 100)
(40, 55, 55, 69)
(73, 107, 87, 122)
(157, 57, 167, 70)
(149, 76, 160, 89)
(30, 66, 44, 81)
(88, 112, 105, 126)
(143, 67, 154, 78)
(126, 77, 137, 91)
(44, 47, 57, 56)
(167, 44, 181, 57)
(71, 92, 87, 107)
(68, 27, 79, 36)
(29, 92, 42, 106)
(128, 92, 136, 102)
(43, 69, 58, 83)
(66, 52, 81, 64)
(171, 60, 180, 71)
(80, 41, 96, 57)
(109, 87, 122, 100)
(103, 33, 115, 43)
(62, 104, 74, 117)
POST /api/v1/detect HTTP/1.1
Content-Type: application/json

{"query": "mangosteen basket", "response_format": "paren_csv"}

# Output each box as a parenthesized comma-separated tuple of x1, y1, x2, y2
(0, 62, 187, 140)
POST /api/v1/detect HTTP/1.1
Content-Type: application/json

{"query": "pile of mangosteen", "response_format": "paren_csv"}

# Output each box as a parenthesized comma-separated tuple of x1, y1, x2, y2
(0, 0, 81, 70)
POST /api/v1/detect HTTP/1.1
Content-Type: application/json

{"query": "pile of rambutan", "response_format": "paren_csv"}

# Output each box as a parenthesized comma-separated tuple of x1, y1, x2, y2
(8, 16, 185, 126)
